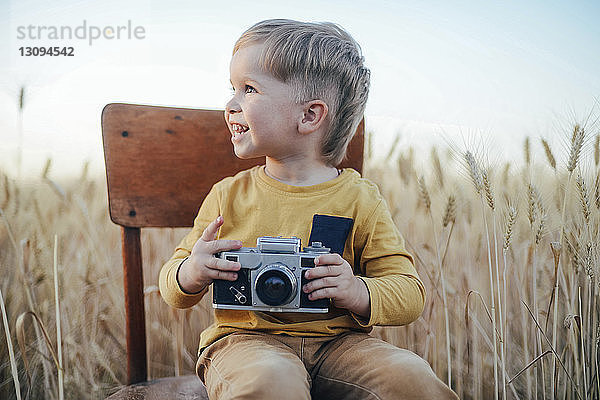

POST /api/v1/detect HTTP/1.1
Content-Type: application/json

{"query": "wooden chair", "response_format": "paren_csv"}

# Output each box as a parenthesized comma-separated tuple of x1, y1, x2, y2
(101, 103, 364, 399)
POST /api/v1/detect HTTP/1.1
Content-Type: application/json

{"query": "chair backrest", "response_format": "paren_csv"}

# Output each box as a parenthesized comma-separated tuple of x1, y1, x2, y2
(101, 103, 364, 384)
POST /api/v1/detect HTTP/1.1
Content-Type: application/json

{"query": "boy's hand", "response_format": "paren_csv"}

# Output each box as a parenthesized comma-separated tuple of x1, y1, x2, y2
(302, 254, 371, 318)
(177, 215, 243, 294)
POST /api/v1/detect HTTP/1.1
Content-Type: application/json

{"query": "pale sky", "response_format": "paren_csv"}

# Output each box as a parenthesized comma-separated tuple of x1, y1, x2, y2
(0, 0, 599, 177)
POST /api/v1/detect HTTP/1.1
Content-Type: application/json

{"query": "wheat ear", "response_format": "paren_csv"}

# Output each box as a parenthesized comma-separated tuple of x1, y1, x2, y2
(432, 147, 445, 189)
(567, 124, 585, 173)
(541, 138, 557, 170)
(594, 171, 600, 210)
(575, 173, 591, 225)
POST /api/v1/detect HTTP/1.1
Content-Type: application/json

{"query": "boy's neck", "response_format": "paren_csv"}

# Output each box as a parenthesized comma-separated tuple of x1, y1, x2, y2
(264, 157, 340, 186)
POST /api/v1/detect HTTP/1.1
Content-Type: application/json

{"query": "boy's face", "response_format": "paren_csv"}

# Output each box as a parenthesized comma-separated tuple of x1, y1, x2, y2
(225, 43, 305, 160)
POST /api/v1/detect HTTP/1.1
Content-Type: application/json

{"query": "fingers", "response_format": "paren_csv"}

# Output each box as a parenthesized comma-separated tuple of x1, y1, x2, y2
(305, 264, 342, 280)
(192, 255, 241, 282)
(303, 274, 355, 301)
(197, 215, 242, 254)
(303, 255, 354, 301)
(306, 287, 335, 301)
(200, 215, 224, 242)
(188, 215, 246, 284)
(302, 276, 336, 294)
(203, 267, 239, 281)
(205, 256, 241, 271)
(314, 253, 344, 266)
(207, 239, 243, 254)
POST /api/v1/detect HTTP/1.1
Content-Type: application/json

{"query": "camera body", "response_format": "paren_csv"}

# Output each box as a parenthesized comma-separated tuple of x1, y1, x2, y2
(213, 236, 330, 313)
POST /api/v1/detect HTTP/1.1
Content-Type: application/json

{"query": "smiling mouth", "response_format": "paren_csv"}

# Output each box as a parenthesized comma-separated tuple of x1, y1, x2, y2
(231, 123, 249, 140)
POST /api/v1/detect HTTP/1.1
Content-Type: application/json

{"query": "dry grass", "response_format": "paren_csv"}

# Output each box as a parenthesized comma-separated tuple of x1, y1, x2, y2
(1, 118, 600, 399)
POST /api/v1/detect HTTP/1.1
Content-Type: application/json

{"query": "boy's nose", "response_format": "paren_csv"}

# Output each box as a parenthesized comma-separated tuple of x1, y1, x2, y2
(225, 98, 241, 114)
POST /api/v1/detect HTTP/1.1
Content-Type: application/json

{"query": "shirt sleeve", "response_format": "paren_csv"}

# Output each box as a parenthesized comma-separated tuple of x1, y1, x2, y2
(350, 198, 426, 327)
(159, 184, 221, 309)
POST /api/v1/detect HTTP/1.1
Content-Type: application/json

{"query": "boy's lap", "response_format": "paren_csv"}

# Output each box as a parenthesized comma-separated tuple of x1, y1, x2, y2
(196, 332, 312, 399)
(196, 331, 458, 399)
(312, 334, 457, 399)
(197, 331, 309, 380)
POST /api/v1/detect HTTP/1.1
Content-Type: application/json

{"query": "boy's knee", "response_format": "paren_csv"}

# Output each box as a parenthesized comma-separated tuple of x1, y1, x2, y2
(246, 358, 310, 398)
(387, 351, 458, 399)
(209, 355, 310, 400)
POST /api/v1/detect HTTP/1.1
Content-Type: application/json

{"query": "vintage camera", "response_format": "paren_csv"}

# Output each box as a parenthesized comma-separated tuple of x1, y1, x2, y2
(213, 236, 330, 313)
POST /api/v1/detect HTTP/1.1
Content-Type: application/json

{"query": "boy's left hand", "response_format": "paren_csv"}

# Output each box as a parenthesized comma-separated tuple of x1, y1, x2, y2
(302, 254, 370, 317)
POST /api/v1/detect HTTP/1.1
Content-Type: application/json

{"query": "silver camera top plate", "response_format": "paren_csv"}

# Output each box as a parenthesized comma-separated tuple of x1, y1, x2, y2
(257, 236, 301, 253)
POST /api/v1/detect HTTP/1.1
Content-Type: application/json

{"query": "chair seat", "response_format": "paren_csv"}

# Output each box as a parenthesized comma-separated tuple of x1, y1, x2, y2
(106, 375, 208, 400)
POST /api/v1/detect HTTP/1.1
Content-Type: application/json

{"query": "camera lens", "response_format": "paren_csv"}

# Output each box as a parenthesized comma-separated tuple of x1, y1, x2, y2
(256, 265, 296, 306)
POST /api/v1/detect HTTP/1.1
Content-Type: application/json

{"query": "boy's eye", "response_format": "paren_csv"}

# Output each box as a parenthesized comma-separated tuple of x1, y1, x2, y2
(244, 85, 256, 94)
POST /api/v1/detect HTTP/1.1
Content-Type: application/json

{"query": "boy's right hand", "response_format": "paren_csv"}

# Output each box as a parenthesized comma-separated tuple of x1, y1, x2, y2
(177, 215, 243, 294)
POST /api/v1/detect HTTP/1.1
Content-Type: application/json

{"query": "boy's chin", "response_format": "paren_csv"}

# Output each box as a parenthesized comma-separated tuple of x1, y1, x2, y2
(233, 148, 262, 160)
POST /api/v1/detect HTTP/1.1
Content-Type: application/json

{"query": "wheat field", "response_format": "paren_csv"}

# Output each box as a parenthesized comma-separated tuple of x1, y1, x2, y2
(1, 117, 600, 399)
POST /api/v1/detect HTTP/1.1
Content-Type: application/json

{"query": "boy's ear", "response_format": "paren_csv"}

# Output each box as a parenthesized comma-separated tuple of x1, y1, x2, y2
(298, 100, 328, 135)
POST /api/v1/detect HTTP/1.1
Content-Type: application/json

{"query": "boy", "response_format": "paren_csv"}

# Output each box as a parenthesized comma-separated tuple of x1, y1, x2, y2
(159, 19, 458, 399)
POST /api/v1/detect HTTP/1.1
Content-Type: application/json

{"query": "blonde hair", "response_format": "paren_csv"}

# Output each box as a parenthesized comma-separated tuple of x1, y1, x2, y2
(233, 19, 370, 167)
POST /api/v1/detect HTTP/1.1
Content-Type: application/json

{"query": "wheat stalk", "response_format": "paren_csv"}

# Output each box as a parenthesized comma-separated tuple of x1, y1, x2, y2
(385, 132, 401, 162)
(579, 287, 588, 396)
(465, 151, 499, 399)
(19, 237, 53, 393)
(419, 176, 452, 387)
(501, 163, 510, 187)
(550, 241, 562, 400)
(550, 122, 587, 398)
(482, 168, 505, 399)
(440, 194, 457, 276)
(16, 86, 25, 179)
(0, 286, 22, 400)
(397, 152, 414, 185)
(594, 134, 599, 167)
(528, 185, 547, 398)
(53, 235, 64, 400)
(1, 173, 9, 211)
(16, 311, 62, 385)
(523, 300, 583, 400)
(501, 205, 516, 399)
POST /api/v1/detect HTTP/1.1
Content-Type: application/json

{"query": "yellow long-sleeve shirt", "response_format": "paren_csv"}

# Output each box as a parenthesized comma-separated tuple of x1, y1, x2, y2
(159, 165, 425, 355)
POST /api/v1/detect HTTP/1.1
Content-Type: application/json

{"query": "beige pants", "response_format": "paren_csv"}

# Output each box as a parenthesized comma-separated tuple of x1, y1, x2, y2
(196, 331, 459, 400)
